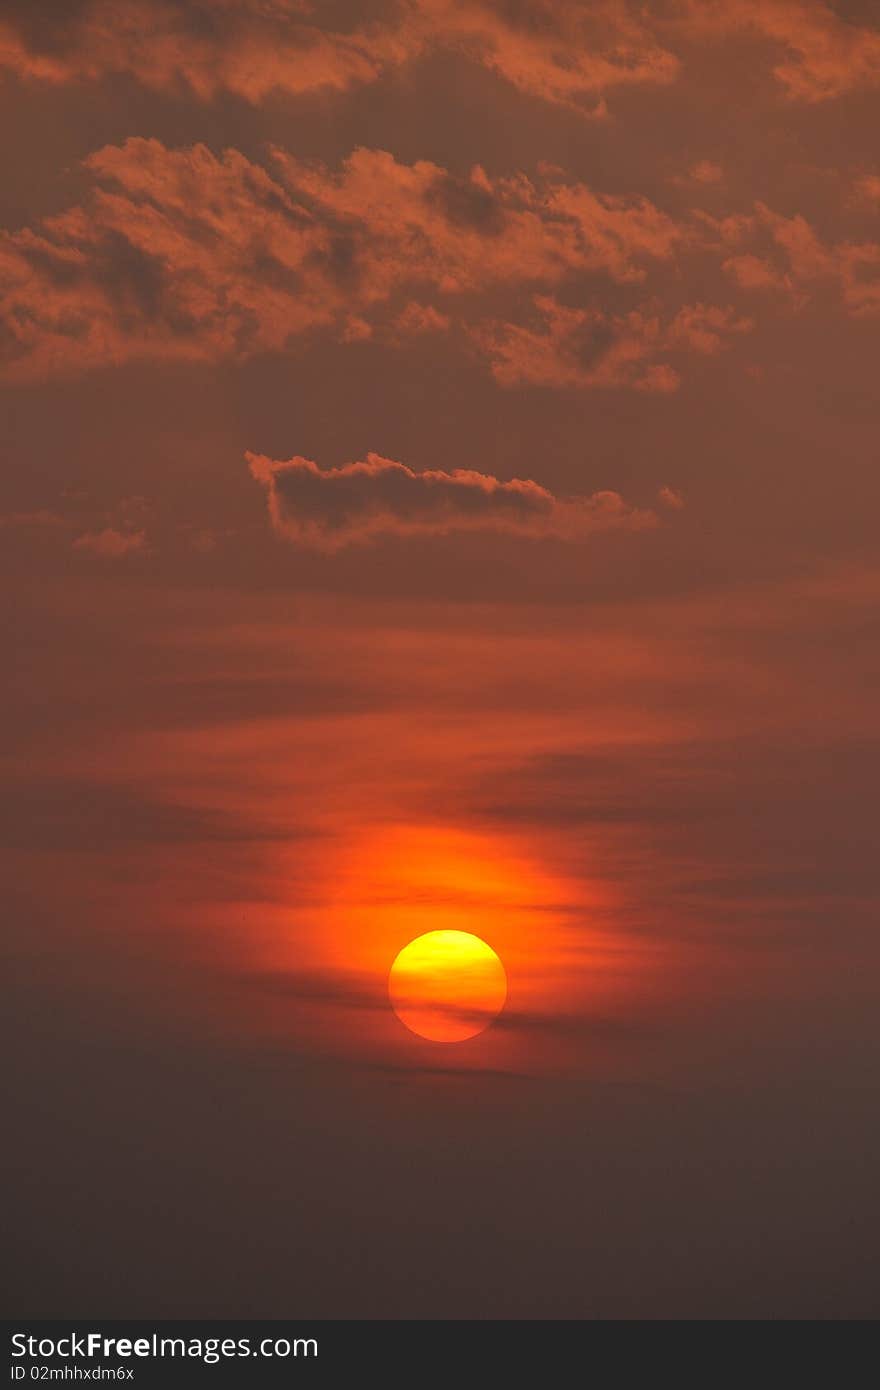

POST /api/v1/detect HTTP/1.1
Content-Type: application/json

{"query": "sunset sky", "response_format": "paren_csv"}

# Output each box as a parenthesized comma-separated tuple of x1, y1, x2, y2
(4, 0, 880, 1319)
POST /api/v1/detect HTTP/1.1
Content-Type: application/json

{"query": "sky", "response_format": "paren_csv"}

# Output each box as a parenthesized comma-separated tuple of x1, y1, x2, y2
(3, 0, 880, 1319)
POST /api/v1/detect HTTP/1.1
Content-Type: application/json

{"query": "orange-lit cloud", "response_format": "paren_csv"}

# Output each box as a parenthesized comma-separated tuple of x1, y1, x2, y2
(0, 0, 408, 101)
(472, 295, 751, 392)
(269, 144, 683, 289)
(681, 0, 880, 103)
(5, 1, 878, 112)
(247, 450, 657, 548)
(2, 137, 873, 393)
(1, 496, 153, 557)
(855, 174, 880, 204)
(72, 526, 148, 557)
(657, 485, 685, 511)
(0, 139, 686, 382)
(0, 0, 678, 113)
(391, 301, 451, 337)
(418, 0, 678, 115)
(719, 201, 880, 317)
(686, 160, 724, 185)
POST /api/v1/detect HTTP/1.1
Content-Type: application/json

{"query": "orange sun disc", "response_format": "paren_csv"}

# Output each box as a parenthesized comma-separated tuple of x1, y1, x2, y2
(388, 930, 507, 1042)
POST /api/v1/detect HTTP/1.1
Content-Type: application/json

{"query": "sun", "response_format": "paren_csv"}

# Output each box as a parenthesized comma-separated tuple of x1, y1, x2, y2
(388, 930, 508, 1042)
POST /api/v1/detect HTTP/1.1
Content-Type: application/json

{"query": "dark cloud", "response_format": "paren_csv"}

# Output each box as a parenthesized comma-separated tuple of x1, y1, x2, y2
(247, 449, 657, 547)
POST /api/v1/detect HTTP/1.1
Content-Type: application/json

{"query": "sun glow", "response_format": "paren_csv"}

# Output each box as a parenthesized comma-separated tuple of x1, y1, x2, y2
(241, 823, 632, 1064)
(388, 930, 507, 1042)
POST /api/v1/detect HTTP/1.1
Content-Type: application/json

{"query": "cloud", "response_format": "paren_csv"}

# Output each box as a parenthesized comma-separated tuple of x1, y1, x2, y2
(672, 160, 724, 188)
(0, 0, 409, 101)
(6, 133, 872, 398)
(0, 0, 678, 113)
(666, 302, 753, 355)
(72, 526, 147, 557)
(471, 295, 751, 392)
(658, 486, 685, 510)
(722, 252, 792, 294)
(855, 174, 880, 205)
(247, 450, 657, 548)
(689, 160, 724, 185)
(1, 495, 158, 562)
(472, 297, 675, 392)
(269, 144, 683, 290)
(14, 138, 875, 396)
(759, 204, 880, 317)
(677, 0, 880, 102)
(5, 0, 879, 112)
(718, 202, 880, 317)
(0, 138, 686, 382)
(424, 0, 678, 115)
(391, 301, 451, 337)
